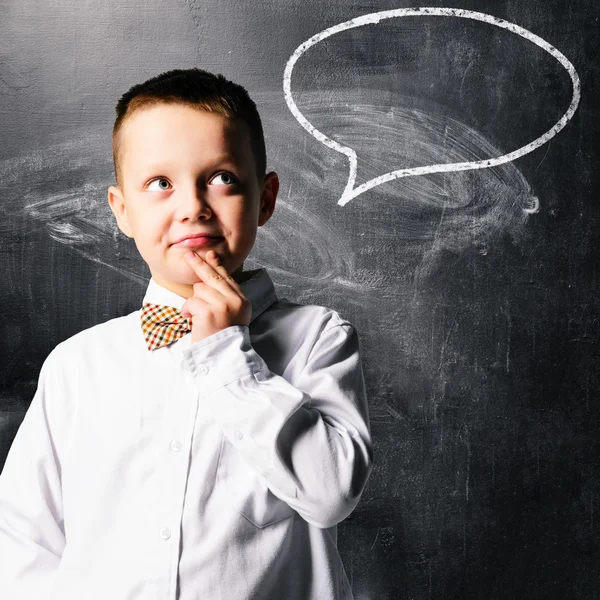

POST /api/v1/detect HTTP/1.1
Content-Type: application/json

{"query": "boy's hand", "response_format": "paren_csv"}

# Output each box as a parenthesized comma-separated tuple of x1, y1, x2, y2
(181, 250, 252, 344)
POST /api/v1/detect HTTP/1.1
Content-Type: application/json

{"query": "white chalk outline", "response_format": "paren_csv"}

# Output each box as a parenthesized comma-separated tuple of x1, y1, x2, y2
(283, 7, 581, 207)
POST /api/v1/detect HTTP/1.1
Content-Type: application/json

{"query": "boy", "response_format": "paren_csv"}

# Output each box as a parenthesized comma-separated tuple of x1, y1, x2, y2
(0, 68, 373, 599)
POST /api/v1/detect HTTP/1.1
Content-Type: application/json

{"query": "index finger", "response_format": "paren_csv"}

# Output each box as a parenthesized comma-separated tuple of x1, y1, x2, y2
(184, 250, 242, 294)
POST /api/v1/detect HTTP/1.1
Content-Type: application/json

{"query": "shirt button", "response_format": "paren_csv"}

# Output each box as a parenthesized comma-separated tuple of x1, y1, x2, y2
(234, 429, 244, 441)
(159, 527, 171, 540)
(196, 364, 209, 376)
(170, 440, 182, 453)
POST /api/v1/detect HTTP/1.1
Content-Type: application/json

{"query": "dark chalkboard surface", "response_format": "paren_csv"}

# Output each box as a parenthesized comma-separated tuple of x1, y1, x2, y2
(1, 0, 598, 597)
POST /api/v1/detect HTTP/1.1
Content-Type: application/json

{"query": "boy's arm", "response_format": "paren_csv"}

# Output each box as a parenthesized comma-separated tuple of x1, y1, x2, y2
(182, 316, 373, 529)
(0, 349, 69, 595)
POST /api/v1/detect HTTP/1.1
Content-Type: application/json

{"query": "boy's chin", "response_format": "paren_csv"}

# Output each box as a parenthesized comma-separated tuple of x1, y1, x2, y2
(161, 256, 243, 283)
(156, 267, 201, 287)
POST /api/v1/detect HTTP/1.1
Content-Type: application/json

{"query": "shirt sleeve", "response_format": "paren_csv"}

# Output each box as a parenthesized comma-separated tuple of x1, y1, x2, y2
(0, 348, 70, 597)
(181, 316, 373, 529)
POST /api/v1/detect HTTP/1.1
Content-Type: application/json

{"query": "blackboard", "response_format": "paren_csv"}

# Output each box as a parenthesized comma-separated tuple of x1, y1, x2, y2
(1, 0, 598, 597)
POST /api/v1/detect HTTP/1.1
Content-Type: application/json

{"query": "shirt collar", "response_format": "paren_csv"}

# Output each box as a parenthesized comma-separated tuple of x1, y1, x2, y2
(141, 268, 278, 324)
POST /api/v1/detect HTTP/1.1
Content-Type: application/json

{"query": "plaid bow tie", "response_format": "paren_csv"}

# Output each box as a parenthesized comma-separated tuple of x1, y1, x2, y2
(140, 302, 192, 351)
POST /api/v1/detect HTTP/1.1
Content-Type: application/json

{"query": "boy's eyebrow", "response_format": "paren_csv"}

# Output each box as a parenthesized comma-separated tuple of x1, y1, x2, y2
(136, 155, 244, 177)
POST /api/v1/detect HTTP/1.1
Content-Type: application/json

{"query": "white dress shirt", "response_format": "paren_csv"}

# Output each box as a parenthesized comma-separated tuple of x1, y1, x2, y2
(0, 268, 372, 599)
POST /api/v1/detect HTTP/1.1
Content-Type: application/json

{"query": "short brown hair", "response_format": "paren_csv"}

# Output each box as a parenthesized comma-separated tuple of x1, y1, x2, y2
(112, 68, 267, 187)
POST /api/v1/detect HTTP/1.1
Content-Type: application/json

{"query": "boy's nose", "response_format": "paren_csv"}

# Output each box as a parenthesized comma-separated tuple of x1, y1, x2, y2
(179, 187, 212, 221)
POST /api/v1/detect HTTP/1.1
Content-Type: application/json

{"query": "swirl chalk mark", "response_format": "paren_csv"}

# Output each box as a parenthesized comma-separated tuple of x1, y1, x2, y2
(283, 7, 581, 207)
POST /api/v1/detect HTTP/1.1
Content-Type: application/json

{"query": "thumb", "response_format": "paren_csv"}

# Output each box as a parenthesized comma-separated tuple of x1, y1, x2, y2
(180, 300, 191, 319)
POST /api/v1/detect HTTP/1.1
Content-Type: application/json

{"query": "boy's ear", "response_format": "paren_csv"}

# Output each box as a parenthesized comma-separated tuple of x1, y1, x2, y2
(258, 171, 279, 227)
(107, 185, 133, 238)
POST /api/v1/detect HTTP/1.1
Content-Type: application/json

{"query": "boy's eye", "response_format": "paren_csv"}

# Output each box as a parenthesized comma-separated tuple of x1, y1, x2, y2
(211, 172, 236, 186)
(147, 178, 172, 191)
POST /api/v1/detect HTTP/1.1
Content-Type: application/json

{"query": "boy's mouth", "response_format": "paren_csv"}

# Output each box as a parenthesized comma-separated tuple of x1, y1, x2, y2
(172, 234, 223, 247)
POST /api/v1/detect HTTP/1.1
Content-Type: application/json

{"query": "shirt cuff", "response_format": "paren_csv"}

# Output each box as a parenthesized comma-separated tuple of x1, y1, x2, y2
(181, 325, 264, 393)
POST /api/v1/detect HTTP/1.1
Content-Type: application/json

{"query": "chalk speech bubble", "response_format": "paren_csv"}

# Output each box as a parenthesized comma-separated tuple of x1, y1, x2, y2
(283, 8, 581, 207)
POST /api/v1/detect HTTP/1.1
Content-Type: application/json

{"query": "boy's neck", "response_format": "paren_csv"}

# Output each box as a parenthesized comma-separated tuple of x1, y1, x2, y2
(152, 268, 259, 300)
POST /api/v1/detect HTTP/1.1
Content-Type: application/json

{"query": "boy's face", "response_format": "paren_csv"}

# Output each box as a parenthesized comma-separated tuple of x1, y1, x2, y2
(107, 103, 278, 298)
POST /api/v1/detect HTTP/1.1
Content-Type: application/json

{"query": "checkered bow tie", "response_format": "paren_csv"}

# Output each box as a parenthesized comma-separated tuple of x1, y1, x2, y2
(140, 302, 192, 351)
